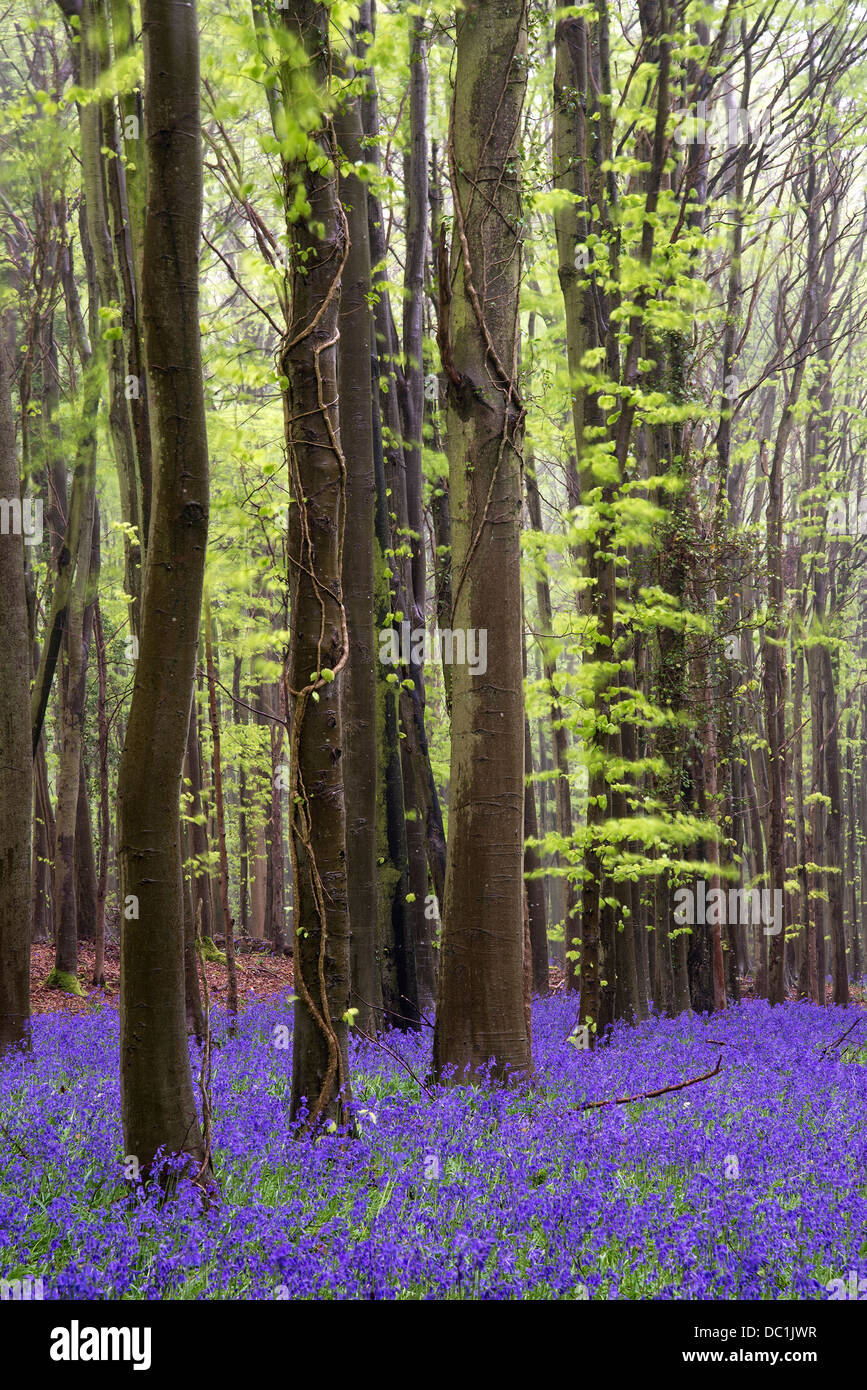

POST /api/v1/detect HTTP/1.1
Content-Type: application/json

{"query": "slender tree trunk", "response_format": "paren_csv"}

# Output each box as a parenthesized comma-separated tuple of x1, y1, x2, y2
(31, 757, 52, 945)
(522, 637, 549, 997)
(763, 427, 789, 1007)
(0, 327, 32, 1051)
(554, 14, 606, 1022)
(846, 714, 860, 982)
(335, 72, 383, 1034)
(76, 0, 143, 628)
(822, 645, 848, 1004)
(371, 342, 419, 1025)
(51, 478, 96, 990)
(93, 602, 109, 987)
(232, 655, 249, 936)
(205, 597, 238, 1030)
(792, 647, 815, 1000)
(526, 457, 578, 984)
(183, 862, 205, 1043)
(251, 818, 266, 939)
(103, 0, 152, 551)
(186, 692, 215, 946)
(75, 752, 98, 942)
(398, 14, 442, 1006)
(536, 711, 564, 962)
(117, 0, 209, 1179)
(359, 6, 437, 1016)
(266, 697, 287, 952)
(859, 683, 867, 983)
(402, 11, 427, 615)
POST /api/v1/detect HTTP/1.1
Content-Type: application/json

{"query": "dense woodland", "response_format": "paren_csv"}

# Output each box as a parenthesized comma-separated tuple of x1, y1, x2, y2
(1, 0, 866, 1311)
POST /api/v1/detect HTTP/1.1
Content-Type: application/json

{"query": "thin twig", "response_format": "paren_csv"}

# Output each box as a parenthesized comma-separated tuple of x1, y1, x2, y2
(353, 1025, 434, 1100)
(202, 232, 285, 336)
(352, 988, 432, 1030)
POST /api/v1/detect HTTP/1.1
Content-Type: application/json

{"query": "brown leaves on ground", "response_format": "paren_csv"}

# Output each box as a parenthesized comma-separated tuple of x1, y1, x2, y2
(29, 949, 864, 1018)
(30, 941, 294, 1016)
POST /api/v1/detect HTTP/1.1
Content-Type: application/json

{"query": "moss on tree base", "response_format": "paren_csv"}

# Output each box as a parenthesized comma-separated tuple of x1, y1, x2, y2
(45, 968, 84, 996)
(199, 936, 226, 965)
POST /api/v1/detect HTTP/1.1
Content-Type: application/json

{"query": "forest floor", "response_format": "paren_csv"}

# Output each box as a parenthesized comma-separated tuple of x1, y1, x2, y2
(30, 946, 867, 1015)
(28, 942, 295, 1016)
(2, 990, 866, 1298)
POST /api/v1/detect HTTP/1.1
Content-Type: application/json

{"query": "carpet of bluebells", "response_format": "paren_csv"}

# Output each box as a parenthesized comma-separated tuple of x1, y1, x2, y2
(1, 992, 866, 1299)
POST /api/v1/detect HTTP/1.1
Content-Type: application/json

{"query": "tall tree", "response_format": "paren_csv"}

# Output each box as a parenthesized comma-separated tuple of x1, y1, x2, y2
(0, 327, 31, 1052)
(279, 0, 352, 1130)
(117, 0, 209, 1179)
(205, 596, 239, 1030)
(433, 0, 531, 1084)
(334, 56, 383, 1035)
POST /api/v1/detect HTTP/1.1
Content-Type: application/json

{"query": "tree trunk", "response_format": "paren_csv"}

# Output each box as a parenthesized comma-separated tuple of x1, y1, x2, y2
(279, 0, 352, 1130)
(77, 0, 143, 629)
(0, 327, 32, 1051)
(75, 752, 98, 942)
(51, 468, 96, 991)
(335, 71, 383, 1035)
(117, 0, 209, 1180)
(232, 655, 249, 935)
(186, 691, 215, 947)
(93, 602, 109, 987)
(31, 755, 52, 945)
(432, 0, 531, 1085)
(523, 633, 549, 995)
(183, 862, 205, 1043)
(526, 456, 579, 984)
(205, 596, 239, 1029)
(266, 702, 287, 952)
(251, 817, 266, 939)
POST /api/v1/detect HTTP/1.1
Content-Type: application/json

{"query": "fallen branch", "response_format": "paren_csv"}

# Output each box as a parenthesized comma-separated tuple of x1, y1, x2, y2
(818, 1015, 866, 1060)
(0, 1121, 35, 1162)
(577, 1054, 723, 1112)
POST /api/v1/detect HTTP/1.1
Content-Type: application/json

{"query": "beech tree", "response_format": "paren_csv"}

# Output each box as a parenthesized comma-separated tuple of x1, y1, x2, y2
(278, 0, 352, 1130)
(0, 328, 31, 1052)
(117, 0, 209, 1178)
(334, 48, 382, 1036)
(432, 0, 532, 1085)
